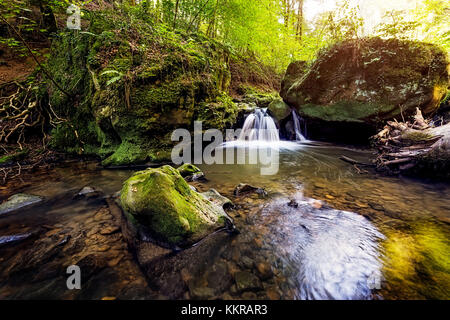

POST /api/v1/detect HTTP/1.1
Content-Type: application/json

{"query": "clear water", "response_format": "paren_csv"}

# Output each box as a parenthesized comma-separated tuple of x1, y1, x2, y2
(0, 142, 449, 300)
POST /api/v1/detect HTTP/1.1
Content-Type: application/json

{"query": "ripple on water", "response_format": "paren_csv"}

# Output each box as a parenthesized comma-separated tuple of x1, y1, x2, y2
(252, 196, 385, 300)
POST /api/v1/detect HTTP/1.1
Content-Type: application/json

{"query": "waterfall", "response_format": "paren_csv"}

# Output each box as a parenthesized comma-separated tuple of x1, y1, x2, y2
(291, 109, 306, 141)
(238, 108, 280, 142)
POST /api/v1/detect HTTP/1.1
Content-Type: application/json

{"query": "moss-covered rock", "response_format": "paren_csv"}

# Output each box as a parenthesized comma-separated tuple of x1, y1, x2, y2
(45, 10, 239, 166)
(268, 98, 291, 121)
(281, 38, 450, 141)
(120, 165, 230, 247)
(177, 163, 202, 177)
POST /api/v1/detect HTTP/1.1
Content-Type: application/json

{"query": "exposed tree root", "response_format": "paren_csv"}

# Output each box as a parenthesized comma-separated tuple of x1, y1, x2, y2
(372, 108, 450, 178)
(0, 82, 70, 185)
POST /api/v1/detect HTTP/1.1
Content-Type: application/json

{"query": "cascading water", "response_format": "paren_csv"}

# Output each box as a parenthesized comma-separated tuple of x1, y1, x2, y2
(238, 108, 280, 142)
(291, 109, 306, 141)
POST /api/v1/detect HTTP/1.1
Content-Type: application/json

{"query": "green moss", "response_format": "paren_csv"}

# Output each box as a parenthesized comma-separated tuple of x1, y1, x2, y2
(0, 149, 28, 165)
(403, 131, 435, 142)
(45, 10, 239, 166)
(102, 140, 149, 166)
(120, 165, 227, 246)
(177, 163, 202, 177)
(268, 98, 290, 121)
(299, 101, 395, 124)
(195, 93, 238, 130)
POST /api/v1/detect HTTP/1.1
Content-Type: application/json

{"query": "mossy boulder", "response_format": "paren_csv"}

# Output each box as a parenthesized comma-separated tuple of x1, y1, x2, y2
(268, 98, 291, 122)
(177, 163, 202, 177)
(281, 38, 449, 141)
(45, 11, 238, 166)
(120, 165, 231, 247)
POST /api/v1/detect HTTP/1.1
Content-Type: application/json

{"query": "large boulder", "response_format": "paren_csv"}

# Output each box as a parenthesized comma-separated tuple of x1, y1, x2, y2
(46, 12, 238, 166)
(120, 165, 231, 247)
(281, 38, 449, 142)
(280, 60, 307, 99)
(268, 98, 291, 122)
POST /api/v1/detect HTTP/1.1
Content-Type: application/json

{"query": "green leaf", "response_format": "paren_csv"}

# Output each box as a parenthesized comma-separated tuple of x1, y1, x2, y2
(106, 76, 122, 86)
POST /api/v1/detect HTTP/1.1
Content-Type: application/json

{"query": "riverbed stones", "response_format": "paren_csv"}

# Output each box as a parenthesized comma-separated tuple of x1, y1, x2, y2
(234, 271, 263, 292)
(255, 262, 273, 280)
(265, 286, 281, 300)
(240, 256, 254, 269)
(241, 291, 257, 300)
(99, 226, 120, 235)
(189, 286, 216, 300)
(233, 184, 268, 198)
(120, 165, 233, 247)
(0, 193, 43, 216)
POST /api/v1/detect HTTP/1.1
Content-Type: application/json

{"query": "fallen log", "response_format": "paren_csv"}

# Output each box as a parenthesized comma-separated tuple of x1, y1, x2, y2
(372, 108, 450, 178)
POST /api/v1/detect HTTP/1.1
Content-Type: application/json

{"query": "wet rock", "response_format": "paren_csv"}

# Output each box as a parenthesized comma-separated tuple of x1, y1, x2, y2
(0, 233, 32, 247)
(287, 199, 299, 208)
(57, 235, 71, 247)
(241, 292, 257, 300)
(255, 262, 273, 280)
(265, 286, 281, 300)
(75, 187, 102, 199)
(311, 201, 323, 209)
(240, 256, 254, 270)
(233, 184, 268, 198)
(107, 256, 123, 268)
(222, 292, 234, 300)
(95, 245, 111, 252)
(234, 271, 262, 292)
(314, 182, 326, 189)
(185, 172, 207, 182)
(0, 193, 43, 216)
(206, 261, 232, 292)
(201, 189, 233, 209)
(189, 286, 216, 300)
(99, 226, 120, 235)
(229, 284, 238, 295)
(369, 202, 385, 211)
(120, 165, 232, 247)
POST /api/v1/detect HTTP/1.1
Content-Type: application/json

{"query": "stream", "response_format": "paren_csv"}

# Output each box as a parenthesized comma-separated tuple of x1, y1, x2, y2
(0, 142, 449, 300)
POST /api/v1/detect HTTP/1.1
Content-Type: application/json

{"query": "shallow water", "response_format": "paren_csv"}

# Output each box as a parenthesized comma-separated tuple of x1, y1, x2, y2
(0, 142, 449, 300)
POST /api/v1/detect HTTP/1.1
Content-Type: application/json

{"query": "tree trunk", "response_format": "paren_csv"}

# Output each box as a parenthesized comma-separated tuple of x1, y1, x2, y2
(38, 0, 57, 36)
(296, 0, 303, 42)
(207, 0, 220, 38)
(173, 0, 180, 29)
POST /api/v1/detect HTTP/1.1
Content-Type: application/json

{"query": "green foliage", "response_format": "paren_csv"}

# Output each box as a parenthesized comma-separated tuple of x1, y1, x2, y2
(375, 0, 450, 53)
